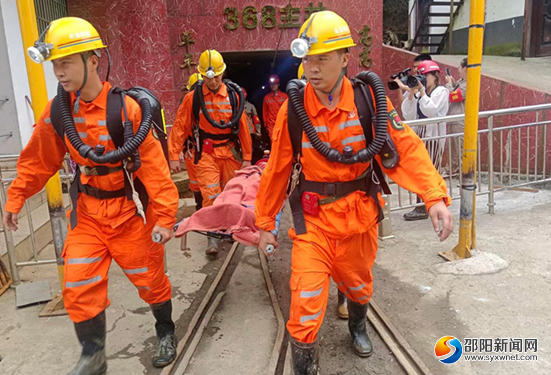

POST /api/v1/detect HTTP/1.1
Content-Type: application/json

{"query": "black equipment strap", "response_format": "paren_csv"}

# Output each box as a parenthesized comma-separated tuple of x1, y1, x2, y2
(106, 87, 126, 148)
(50, 95, 65, 139)
(69, 168, 126, 229)
(191, 84, 242, 164)
(287, 81, 391, 235)
(287, 88, 305, 159)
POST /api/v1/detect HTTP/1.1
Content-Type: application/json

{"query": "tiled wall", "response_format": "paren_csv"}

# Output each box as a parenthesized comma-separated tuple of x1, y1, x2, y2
(67, 0, 384, 123)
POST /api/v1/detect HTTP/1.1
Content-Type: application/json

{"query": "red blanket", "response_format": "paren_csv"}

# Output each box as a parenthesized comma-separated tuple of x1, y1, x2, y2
(174, 162, 267, 246)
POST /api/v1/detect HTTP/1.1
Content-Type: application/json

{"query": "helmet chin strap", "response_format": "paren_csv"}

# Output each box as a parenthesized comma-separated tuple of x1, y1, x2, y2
(74, 53, 90, 114)
(321, 68, 345, 105)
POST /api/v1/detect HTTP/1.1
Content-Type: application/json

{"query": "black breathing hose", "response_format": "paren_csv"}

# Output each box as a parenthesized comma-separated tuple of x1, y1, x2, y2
(57, 83, 153, 164)
(196, 79, 245, 130)
(287, 71, 388, 165)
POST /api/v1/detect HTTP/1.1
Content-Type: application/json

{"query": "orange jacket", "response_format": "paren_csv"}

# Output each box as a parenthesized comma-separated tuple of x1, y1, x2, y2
(6, 82, 178, 230)
(168, 83, 252, 162)
(255, 78, 450, 234)
(263, 90, 288, 138)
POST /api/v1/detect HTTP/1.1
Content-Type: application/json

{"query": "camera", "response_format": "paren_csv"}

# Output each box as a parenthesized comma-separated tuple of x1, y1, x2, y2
(387, 68, 426, 91)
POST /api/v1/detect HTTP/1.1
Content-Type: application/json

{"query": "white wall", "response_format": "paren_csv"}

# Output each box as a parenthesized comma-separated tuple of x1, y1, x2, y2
(0, 0, 58, 152)
(453, 0, 526, 30)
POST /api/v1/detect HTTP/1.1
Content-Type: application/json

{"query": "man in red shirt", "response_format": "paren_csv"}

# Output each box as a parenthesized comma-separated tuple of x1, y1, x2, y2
(262, 74, 288, 140)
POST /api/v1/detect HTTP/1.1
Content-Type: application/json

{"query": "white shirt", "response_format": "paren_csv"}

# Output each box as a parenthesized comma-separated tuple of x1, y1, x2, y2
(401, 85, 449, 144)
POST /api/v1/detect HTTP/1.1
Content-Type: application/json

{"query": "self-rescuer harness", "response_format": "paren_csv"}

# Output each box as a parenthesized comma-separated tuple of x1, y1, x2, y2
(191, 79, 246, 164)
(286, 71, 400, 235)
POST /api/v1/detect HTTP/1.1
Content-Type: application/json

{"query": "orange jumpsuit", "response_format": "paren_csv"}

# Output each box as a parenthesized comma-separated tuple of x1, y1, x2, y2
(263, 90, 288, 139)
(184, 152, 200, 192)
(5, 82, 179, 323)
(168, 83, 252, 207)
(255, 78, 450, 344)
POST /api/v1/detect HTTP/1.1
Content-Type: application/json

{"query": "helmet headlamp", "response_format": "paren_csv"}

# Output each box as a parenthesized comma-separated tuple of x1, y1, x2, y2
(27, 25, 53, 64)
(290, 13, 318, 58)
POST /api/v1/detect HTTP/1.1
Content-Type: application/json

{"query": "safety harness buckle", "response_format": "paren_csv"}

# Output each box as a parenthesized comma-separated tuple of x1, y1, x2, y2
(324, 182, 338, 196)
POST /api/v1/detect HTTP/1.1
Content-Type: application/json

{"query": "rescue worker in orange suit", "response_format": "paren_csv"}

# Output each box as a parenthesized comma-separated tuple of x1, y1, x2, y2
(181, 73, 204, 210)
(255, 11, 453, 374)
(262, 74, 288, 140)
(169, 50, 252, 257)
(2, 18, 179, 374)
(299, 61, 348, 321)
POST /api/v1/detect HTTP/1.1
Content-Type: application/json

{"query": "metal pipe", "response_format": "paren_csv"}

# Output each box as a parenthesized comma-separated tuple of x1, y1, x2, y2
(24, 201, 38, 261)
(452, 0, 486, 260)
(477, 135, 482, 193)
(16, 0, 67, 290)
(407, 103, 551, 127)
(488, 117, 495, 214)
(447, 137, 453, 198)
(544, 124, 547, 180)
(518, 128, 521, 182)
(0, 168, 20, 285)
(500, 130, 504, 186)
(16, 259, 57, 267)
(526, 126, 530, 181)
(535, 112, 539, 181)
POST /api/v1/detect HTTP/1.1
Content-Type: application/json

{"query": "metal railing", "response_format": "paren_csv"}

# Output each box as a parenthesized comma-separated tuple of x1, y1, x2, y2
(0, 155, 73, 284)
(387, 103, 551, 220)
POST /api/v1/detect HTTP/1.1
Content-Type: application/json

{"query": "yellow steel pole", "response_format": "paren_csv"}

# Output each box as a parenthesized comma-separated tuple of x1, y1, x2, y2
(16, 0, 67, 290)
(452, 0, 486, 259)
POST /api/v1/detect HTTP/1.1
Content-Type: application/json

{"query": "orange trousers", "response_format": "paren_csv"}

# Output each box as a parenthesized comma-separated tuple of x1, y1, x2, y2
(62, 206, 171, 323)
(183, 151, 200, 192)
(287, 222, 378, 344)
(195, 151, 241, 207)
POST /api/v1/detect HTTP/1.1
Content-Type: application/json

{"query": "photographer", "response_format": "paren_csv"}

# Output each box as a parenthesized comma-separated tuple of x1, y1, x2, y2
(396, 53, 432, 106)
(445, 58, 468, 175)
(399, 60, 449, 221)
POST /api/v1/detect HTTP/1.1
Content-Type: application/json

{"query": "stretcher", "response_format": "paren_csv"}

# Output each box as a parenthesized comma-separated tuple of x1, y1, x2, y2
(173, 159, 281, 253)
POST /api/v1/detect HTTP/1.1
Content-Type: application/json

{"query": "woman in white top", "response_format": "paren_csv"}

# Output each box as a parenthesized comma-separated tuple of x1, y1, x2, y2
(397, 60, 449, 220)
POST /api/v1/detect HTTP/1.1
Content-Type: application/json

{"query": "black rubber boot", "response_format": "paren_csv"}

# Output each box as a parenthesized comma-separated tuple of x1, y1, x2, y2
(403, 205, 429, 221)
(403, 196, 429, 221)
(193, 191, 203, 211)
(337, 290, 348, 319)
(151, 300, 177, 368)
(290, 338, 319, 375)
(205, 237, 220, 258)
(347, 301, 373, 357)
(68, 311, 107, 375)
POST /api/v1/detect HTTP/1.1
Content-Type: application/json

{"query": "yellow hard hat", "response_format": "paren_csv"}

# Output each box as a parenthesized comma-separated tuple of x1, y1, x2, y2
(198, 50, 226, 79)
(27, 17, 107, 64)
(297, 63, 305, 79)
(187, 73, 203, 90)
(290, 11, 356, 58)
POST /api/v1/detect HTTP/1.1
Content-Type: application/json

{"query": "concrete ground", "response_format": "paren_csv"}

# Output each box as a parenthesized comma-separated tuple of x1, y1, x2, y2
(0, 200, 221, 375)
(373, 187, 551, 375)
(434, 54, 551, 94)
(2, 186, 551, 375)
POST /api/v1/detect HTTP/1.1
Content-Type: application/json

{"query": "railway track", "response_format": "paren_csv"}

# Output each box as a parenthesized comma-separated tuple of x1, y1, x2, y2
(163, 240, 433, 375)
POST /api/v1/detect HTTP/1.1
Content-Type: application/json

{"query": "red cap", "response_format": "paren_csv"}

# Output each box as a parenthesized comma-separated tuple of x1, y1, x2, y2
(268, 74, 280, 84)
(242, 87, 247, 98)
(417, 60, 441, 74)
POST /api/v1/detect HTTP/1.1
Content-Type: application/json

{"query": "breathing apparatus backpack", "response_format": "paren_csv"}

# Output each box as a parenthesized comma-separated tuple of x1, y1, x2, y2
(49, 84, 168, 229)
(191, 79, 245, 164)
(286, 71, 399, 235)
